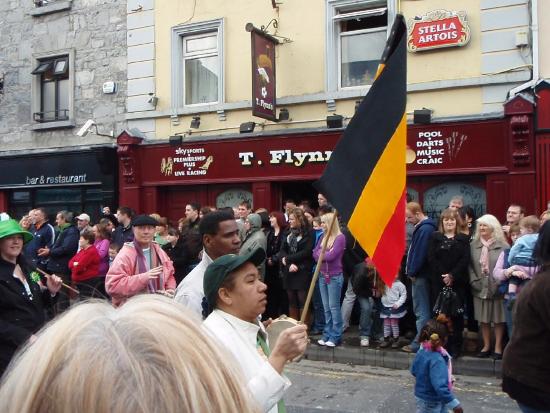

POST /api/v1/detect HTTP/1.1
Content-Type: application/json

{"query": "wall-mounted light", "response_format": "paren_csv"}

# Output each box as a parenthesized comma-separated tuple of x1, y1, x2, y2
(354, 100, 362, 113)
(413, 108, 432, 124)
(169, 135, 183, 145)
(277, 108, 290, 122)
(190, 115, 200, 129)
(239, 122, 256, 133)
(326, 114, 344, 129)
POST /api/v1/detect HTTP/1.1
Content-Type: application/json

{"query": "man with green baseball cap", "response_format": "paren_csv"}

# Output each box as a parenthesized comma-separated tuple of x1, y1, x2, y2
(202, 247, 307, 413)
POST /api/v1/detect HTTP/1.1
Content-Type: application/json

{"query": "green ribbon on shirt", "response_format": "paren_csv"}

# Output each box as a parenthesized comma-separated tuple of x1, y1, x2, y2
(257, 333, 287, 413)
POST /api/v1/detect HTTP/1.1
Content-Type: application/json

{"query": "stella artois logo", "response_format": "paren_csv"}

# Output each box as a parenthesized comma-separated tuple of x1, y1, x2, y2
(407, 10, 471, 52)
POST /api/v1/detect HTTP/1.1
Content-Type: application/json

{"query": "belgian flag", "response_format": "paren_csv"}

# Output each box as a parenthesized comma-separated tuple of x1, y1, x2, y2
(314, 15, 407, 286)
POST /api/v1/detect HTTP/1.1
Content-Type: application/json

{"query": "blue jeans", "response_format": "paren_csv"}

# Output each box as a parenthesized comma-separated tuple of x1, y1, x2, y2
(504, 299, 514, 338)
(318, 273, 344, 344)
(311, 280, 326, 333)
(358, 297, 373, 338)
(411, 277, 431, 350)
(415, 397, 447, 413)
(518, 403, 550, 413)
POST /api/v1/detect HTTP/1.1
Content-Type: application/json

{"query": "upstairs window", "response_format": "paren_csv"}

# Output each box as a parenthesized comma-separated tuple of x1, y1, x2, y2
(183, 32, 219, 105)
(326, 0, 394, 92)
(31, 56, 69, 122)
(171, 19, 224, 109)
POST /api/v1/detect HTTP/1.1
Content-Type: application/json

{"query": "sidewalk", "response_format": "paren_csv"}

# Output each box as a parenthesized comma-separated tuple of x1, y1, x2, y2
(304, 327, 502, 378)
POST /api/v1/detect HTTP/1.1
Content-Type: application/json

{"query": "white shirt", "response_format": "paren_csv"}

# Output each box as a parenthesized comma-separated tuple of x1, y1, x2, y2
(174, 251, 213, 317)
(203, 309, 290, 413)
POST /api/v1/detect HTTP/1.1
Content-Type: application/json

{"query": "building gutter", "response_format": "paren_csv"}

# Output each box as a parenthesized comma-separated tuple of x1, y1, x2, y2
(508, 0, 539, 97)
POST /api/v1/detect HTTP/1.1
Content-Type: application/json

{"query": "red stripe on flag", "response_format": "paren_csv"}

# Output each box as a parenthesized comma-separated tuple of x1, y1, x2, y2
(371, 190, 407, 287)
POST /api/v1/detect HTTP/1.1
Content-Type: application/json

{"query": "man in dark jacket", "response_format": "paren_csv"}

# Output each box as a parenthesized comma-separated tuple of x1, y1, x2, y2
(38, 210, 79, 312)
(24, 207, 55, 270)
(112, 206, 134, 246)
(402, 202, 437, 353)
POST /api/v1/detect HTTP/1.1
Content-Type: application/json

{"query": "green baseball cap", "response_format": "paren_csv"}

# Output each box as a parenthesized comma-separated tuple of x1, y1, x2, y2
(204, 247, 266, 310)
(0, 219, 33, 244)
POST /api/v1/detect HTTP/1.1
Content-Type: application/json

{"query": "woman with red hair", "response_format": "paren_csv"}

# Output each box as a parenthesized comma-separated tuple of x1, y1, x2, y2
(264, 211, 288, 319)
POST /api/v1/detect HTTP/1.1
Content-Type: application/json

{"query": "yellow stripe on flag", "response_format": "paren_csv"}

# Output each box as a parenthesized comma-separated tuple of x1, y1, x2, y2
(348, 114, 407, 254)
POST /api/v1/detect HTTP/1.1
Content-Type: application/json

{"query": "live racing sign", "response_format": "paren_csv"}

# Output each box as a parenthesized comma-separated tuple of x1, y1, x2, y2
(407, 10, 471, 52)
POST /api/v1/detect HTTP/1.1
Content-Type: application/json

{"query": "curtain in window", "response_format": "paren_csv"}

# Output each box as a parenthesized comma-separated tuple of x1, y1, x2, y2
(185, 56, 218, 104)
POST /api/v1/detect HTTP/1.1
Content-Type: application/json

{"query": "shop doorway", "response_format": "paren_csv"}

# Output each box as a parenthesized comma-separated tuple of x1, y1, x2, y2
(279, 180, 318, 212)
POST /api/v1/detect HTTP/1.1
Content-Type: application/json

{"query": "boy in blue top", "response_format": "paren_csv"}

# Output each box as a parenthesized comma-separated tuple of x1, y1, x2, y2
(507, 215, 540, 299)
(411, 316, 463, 413)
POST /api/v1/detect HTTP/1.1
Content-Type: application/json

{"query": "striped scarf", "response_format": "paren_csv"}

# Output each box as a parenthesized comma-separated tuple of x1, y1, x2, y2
(133, 241, 162, 292)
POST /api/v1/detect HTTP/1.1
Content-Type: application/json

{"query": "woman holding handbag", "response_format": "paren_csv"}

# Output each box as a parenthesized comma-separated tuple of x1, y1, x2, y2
(427, 208, 470, 357)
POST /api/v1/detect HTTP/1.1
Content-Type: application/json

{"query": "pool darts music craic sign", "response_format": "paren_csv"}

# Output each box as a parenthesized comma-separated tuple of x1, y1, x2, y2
(407, 10, 471, 52)
(251, 30, 277, 121)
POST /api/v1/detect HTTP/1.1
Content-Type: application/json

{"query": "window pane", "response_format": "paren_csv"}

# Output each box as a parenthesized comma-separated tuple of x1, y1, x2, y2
(185, 56, 219, 104)
(10, 191, 31, 203)
(423, 183, 486, 220)
(36, 188, 81, 204)
(54, 59, 68, 75)
(341, 30, 386, 87)
(185, 35, 217, 53)
(42, 81, 56, 117)
(58, 79, 69, 118)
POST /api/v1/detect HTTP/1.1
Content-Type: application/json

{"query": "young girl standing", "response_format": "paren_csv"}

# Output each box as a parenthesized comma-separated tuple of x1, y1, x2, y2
(379, 276, 407, 348)
(411, 316, 463, 413)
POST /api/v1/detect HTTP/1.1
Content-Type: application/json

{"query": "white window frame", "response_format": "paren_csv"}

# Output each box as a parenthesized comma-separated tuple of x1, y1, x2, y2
(326, 0, 396, 93)
(31, 48, 75, 131)
(171, 18, 224, 110)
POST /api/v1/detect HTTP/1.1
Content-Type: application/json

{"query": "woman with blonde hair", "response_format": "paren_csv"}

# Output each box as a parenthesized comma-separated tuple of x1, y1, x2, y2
(0, 295, 258, 413)
(469, 214, 509, 359)
(313, 212, 346, 347)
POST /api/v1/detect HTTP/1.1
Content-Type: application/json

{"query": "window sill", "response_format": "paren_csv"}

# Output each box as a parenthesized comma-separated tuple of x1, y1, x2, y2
(32, 120, 75, 131)
(30, 0, 72, 17)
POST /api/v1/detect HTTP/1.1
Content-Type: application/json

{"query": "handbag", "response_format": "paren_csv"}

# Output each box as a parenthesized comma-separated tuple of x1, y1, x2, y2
(433, 286, 464, 318)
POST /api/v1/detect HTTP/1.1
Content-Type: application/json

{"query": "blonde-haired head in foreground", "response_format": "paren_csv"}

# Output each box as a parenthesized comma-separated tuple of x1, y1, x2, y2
(0, 295, 258, 413)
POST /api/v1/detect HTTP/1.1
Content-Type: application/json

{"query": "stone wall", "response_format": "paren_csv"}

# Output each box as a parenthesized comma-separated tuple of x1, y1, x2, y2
(0, 0, 127, 153)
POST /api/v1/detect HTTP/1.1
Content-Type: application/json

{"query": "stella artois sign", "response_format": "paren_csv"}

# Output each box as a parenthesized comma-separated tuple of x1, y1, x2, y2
(407, 10, 471, 52)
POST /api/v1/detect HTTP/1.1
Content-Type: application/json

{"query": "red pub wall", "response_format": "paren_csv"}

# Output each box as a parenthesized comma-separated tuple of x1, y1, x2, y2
(117, 116, 538, 222)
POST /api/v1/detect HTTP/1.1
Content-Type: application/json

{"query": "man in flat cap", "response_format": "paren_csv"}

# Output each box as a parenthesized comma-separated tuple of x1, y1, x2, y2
(106, 215, 175, 306)
(202, 248, 307, 413)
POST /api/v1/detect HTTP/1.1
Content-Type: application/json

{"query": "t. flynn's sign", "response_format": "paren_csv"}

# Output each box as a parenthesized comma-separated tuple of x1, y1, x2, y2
(407, 10, 471, 52)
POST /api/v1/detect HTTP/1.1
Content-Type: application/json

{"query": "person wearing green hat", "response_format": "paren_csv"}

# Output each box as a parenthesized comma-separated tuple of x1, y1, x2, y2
(202, 247, 308, 413)
(0, 219, 63, 376)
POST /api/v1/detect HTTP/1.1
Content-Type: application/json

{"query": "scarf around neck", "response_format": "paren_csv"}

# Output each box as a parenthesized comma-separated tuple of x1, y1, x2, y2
(133, 240, 162, 292)
(288, 227, 302, 254)
(479, 237, 495, 274)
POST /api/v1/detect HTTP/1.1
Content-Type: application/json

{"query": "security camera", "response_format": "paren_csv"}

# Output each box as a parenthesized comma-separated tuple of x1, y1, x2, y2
(77, 119, 96, 137)
(147, 93, 158, 106)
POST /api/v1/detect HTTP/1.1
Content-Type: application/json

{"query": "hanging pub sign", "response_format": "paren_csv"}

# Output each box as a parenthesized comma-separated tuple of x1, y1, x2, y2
(407, 10, 471, 52)
(249, 24, 278, 121)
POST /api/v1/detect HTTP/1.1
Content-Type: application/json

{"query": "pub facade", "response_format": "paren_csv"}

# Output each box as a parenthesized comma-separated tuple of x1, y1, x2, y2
(118, 0, 545, 222)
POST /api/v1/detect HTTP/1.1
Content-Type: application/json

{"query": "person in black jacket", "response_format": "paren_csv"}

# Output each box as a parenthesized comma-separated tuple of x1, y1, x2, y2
(278, 208, 314, 321)
(162, 227, 187, 285)
(38, 210, 79, 312)
(264, 211, 288, 320)
(0, 219, 62, 377)
(427, 208, 471, 357)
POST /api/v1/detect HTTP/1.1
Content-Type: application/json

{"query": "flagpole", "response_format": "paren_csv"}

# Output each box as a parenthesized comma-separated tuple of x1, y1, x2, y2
(299, 210, 338, 324)
(35, 267, 80, 295)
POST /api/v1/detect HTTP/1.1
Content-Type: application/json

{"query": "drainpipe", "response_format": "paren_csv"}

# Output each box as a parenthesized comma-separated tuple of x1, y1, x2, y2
(508, 0, 539, 97)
